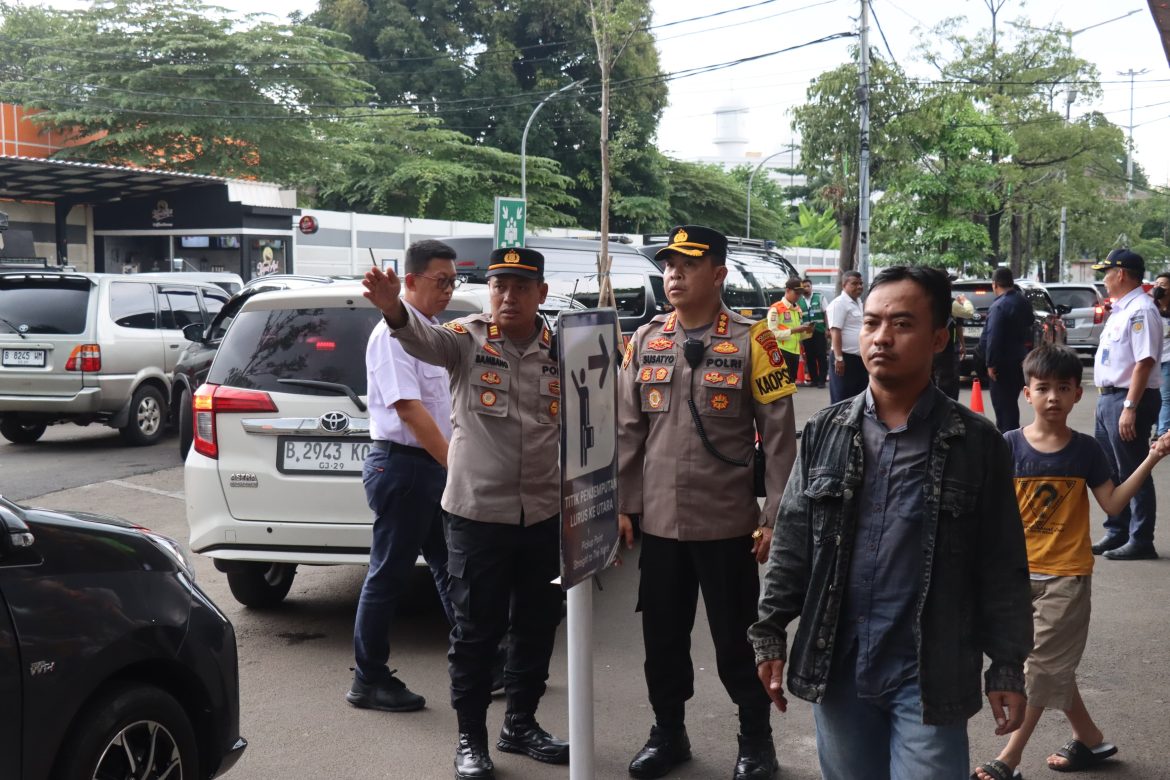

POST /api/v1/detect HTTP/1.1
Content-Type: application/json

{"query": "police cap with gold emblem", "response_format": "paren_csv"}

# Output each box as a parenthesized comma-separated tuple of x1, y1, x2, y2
(487, 247, 545, 280)
(654, 225, 728, 263)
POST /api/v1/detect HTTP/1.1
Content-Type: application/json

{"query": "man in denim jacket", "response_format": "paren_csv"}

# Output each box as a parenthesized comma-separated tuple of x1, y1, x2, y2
(749, 266, 1033, 780)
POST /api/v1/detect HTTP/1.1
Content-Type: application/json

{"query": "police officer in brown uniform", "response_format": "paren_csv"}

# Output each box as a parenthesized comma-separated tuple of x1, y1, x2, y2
(364, 248, 567, 780)
(616, 225, 798, 780)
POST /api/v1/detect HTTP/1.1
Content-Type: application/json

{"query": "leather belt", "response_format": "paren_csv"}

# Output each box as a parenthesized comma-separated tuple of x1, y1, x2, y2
(371, 440, 435, 461)
(1099, 386, 1128, 395)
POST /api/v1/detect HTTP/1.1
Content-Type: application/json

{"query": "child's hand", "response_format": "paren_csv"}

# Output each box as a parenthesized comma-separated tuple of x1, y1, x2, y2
(1152, 432, 1170, 458)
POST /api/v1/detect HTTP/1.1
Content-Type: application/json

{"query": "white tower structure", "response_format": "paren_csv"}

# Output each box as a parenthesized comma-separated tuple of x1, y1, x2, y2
(713, 96, 749, 162)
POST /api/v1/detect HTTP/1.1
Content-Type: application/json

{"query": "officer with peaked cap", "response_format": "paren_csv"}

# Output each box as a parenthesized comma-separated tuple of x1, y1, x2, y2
(1090, 248, 1163, 560)
(616, 225, 798, 779)
(364, 246, 568, 779)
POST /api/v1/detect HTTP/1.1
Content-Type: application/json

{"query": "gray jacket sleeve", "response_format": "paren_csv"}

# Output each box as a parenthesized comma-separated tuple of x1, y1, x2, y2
(749, 432, 811, 664)
(976, 432, 1034, 694)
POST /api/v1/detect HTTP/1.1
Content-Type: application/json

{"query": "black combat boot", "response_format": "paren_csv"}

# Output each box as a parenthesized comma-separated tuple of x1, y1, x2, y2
(732, 733, 778, 780)
(628, 725, 691, 779)
(454, 730, 495, 779)
(496, 713, 570, 764)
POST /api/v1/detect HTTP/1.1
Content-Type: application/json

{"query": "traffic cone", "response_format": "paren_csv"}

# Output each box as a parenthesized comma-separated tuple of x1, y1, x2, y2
(796, 358, 807, 385)
(970, 378, 986, 414)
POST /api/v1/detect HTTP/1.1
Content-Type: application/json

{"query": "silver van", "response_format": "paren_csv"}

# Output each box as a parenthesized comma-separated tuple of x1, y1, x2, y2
(0, 271, 230, 445)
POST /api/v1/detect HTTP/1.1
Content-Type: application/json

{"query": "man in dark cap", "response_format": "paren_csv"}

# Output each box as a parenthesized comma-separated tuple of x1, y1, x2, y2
(364, 246, 568, 779)
(616, 225, 798, 779)
(1090, 248, 1163, 560)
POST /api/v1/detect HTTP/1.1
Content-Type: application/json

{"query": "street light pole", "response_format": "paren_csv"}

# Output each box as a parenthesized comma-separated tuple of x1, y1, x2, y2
(746, 147, 795, 238)
(857, 0, 872, 283)
(1119, 68, 1149, 203)
(521, 79, 586, 204)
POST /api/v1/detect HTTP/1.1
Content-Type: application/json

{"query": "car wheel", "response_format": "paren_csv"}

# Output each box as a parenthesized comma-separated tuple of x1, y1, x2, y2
(226, 562, 297, 608)
(0, 417, 47, 444)
(120, 385, 167, 446)
(177, 387, 193, 459)
(52, 683, 199, 780)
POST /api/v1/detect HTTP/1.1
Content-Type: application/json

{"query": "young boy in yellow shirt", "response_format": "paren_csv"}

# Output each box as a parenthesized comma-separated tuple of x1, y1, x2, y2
(973, 345, 1170, 780)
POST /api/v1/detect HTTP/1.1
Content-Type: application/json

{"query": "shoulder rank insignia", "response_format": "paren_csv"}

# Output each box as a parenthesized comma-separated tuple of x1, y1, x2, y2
(541, 326, 551, 347)
(647, 337, 674, 352)
(480, 371, 502, 386)
(712, 341, 739, 354)
(443, 321, 468, 334)
(715, 312, 730, 337)
(662, 311, 678, 333)
(622, 340, 635, 369)
(487, 323, 502, 342)
(483, 342, 503, 358)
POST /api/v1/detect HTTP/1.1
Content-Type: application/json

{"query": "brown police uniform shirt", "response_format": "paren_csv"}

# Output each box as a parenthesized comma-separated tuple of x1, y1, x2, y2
(617, 307, 797, 540)
(390, 309, 561, 525)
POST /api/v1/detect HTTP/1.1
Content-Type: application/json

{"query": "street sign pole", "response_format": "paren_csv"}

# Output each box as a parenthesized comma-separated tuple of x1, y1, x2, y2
(556, 308, 621, 780)
(567, 584, 594, 780)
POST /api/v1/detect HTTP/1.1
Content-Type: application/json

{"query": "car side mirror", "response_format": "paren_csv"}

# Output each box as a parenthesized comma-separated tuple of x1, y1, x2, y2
(182, 322, 205, 343)
(1055, 304, 1072, 316)
(0, 501, 35, 552)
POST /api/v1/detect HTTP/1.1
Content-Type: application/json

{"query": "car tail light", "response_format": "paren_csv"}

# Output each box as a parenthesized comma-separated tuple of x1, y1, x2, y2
(191, 383, 278, 459)
(1093, 305, 1104, 325)
(64, 344, 101, 372)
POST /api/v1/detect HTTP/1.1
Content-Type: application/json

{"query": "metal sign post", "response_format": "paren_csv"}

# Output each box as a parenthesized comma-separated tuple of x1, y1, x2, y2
(557, 308, 620, 780)
(493, 196, 527, 248)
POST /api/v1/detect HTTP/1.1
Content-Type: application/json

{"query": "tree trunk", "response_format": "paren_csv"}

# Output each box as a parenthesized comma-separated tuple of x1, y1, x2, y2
(988, 206, 1003, 264)
(837, 206, 858, 287)
(590, 0, 616, 309)
(1010, 213, 1022, 276)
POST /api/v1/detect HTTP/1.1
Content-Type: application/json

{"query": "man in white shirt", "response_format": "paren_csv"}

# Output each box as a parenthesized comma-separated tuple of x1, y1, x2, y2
(1090, 249, 1163, 561)
(826, 270, 867, 403)
(347, 240, 460, 712)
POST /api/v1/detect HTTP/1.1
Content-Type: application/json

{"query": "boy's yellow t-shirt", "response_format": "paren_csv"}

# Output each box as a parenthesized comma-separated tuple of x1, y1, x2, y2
(1004, 428, 1113, 576)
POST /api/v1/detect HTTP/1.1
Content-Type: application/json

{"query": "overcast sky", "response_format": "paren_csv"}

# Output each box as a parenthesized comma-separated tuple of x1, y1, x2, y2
(34, 0, 1170, 186)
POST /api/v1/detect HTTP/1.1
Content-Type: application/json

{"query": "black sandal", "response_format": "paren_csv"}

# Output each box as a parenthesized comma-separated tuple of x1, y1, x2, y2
(1049, 739, 1118, 772)
(971, 759, 1022, 780)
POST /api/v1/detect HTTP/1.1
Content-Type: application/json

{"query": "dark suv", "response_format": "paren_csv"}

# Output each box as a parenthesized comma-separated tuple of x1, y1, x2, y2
(638, 236, 799, 320)
(439, 236, 668, 336)
(0, 494, 245, 780)
(953, 279, 1070, 376)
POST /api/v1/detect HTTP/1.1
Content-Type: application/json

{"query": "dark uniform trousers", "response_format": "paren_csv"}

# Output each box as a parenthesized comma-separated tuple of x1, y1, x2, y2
(804, 330, 828, 386)
(638, 532, 772, 737)
(990, 364, 1025, 433)
(446, 512, 564, 728)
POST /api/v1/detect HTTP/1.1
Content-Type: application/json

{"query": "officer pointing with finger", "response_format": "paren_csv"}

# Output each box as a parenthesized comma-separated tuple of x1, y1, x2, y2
(364, 247, 568, 780)
(616, 225, 798, 780)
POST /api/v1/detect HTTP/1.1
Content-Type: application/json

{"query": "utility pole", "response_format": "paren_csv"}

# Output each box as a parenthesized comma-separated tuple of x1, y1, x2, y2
(1059, 206, 1067, 282)
(857, 0, 872, 282)
(521, 79, 586, 204)
(1119, 67, 1149, 203)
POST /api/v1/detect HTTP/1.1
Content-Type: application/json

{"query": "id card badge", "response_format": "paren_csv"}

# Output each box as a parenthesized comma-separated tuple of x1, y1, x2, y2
(1100, 348, 1110, 366)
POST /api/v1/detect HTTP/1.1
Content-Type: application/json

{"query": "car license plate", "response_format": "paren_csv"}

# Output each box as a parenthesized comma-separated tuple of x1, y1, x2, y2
(1, 349, 46, 367)
(276, 437, 371, 475)
(962, 326, 982, 338)
(1064, 318, 1076, 328)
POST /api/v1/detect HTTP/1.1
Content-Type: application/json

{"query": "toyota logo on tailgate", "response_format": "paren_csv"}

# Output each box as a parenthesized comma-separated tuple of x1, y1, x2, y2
(320, 412, 351, 433)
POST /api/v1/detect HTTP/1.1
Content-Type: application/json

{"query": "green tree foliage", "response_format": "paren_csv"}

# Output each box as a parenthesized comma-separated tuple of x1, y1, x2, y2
(659, 157, 787, 240)
(791, 54, 919, 270)
(790, 203, 841, 250)
(308, 0, 668, 231)
(312, 110, 578, 226)
(0, 0, 370, 183)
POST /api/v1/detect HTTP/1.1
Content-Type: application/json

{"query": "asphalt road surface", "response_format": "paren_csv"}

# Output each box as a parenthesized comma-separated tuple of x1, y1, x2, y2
(7, 381, 1170, 779)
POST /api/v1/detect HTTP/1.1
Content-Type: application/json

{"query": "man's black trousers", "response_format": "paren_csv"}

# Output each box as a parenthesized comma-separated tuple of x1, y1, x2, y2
(804, 330, 828, 386)
(637, 532, 772, 737)
(446, 512, 563, 726)
(990, 364, 1025, 432)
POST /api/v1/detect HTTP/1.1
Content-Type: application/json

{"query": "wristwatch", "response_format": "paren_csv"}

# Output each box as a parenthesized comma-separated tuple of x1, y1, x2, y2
(1123, 399, 1135, 410)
